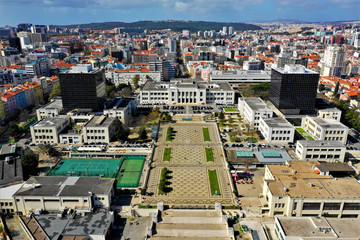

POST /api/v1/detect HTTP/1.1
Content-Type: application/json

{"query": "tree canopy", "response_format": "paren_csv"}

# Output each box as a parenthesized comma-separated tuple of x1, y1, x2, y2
(113, 118, 130, 141)
(49, 84, 61, 101)
(21, 153, 38, 177)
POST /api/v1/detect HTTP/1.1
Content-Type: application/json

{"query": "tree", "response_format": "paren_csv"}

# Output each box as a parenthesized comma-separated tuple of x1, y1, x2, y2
(318, 83, 325, 92)
(49, 84, 61, 101)
(138, 127, 147, 140)
(21, 154, 38, 177)
(113, 118, 129, 141)
(333, 81, 340, 97)
(228, 117, 234, 124)
(132, 75, 140, 89)
(9, 122, 24, 140)
(218, 111, 225, 120)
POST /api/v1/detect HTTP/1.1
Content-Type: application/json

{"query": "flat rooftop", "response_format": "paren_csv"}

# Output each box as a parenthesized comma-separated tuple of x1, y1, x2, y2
(38, 98, 63, 110)
(308, 117, 348, 129)
(85, 115, 113, 128)
(33, 115, 68, 128)
(14, 176, 114, 197)
(273, 64, 318, 74)
(298, 140, 345, 148)
(267, 161, 360, 198)
(241, 97, 268, 111)
(0, 159, 24, 186)
(262, 117, 293, 128)
(31, 209, 113, 239)
(277, 216, 360, 239)
(105, 97, 134, 110)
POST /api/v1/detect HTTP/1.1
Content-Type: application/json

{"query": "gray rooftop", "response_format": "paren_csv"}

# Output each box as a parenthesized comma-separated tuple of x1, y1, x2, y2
(273, 64, 318, 74)
(318, 107, 341, 113)
(38, 98, 63, 110)
(142, 79, 233, 91)
(277, 216, 360, 239)
(242, 97, 268, 111)
(0, 159, 24, 187)
(84, 115, 114, 128)
(14, 176, 114, 197)
(309, 117, 348, 129)
(262, 117, 293, 128)
(33, 115, 68, 128)
(298, 140, 345, 148)
(35, 209, 113, 239)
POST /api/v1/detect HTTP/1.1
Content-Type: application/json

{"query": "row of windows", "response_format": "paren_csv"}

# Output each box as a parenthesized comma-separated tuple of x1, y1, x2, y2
(34, 129, 53, 133)
(275, 203, 285, 208)
(325, 130, 345, 134)
(272, 130, 292, 135)
(305, 154, 341, 159)
(87, 129, 105, 133)
(271, 137, 290, 141)
(299, 202, 360, 211)
(35, 135, 54, 139)
(307, 148, 342, 152)
(87, 136, 106, 140)
(324, 137, 343, 141)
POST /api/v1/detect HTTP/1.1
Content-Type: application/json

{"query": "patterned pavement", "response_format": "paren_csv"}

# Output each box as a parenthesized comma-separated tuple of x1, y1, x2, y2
(144, 122, 235, 206)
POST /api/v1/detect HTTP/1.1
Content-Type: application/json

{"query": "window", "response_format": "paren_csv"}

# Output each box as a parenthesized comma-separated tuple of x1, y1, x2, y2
(303, 203, 321, 210)
(343, 203, 360, 210)
(323, 203, 341, 210)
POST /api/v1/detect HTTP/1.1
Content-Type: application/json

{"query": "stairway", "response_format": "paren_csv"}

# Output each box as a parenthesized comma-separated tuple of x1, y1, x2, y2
(150, 210, 232, 240)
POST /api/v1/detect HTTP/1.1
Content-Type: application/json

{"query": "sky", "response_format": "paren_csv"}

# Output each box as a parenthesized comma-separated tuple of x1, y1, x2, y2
(0, 0, 359, 26)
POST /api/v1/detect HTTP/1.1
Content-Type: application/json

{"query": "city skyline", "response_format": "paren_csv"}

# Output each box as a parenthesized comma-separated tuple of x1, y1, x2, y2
(0, 0, 359, 26)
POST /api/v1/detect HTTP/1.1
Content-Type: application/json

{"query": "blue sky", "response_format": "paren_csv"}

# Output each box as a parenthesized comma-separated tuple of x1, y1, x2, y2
(0, 0, 359, 26)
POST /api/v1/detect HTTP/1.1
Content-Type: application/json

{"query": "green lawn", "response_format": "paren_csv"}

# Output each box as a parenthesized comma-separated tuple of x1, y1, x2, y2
(224, 108, 238, 112)
(163, 148, 171, 161)
(203, 128, 211, 141)
(246, 137, 257, 143)
(166, 126, 173, 141)
(296, 128, 314, 140)
(208, 169, 221, 196)
(205, 148, 214, 162)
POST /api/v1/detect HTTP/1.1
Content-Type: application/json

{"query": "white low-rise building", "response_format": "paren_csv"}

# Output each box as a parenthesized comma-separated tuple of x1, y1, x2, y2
(30, 115, 70, 145)
(301, 116, 348, 144)
(140, 79, 234, 105)
(36, 98, 63, 120)
(83, 115, 114, 144)
(317, 107, 342, 122)
(259, 117, 295, 143)
(103, 98, 136, 125)
(238, 97, 273, 129)
(296, 140, 346, 162)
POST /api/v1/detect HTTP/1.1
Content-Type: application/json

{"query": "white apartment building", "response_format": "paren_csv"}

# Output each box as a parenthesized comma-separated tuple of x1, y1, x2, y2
(13, 176, 115, 215)
(30, 115, 70, 145)
(140, 79, 234, 105)
(210, 70, 271, 87)
(263, 161, 360, 218)
(83, 115, 114, 144)
(317, 107, 341, 122)
(103, 98, 136, 125)
(301, 116, 348, 144)
(321, 45, 345, 77)
(296, 140, 346, 162)
(36, 98, 63, 120)
(105, 69, 162, 87)
(238, 97, 273, 129)
(259, 117, 295, 143)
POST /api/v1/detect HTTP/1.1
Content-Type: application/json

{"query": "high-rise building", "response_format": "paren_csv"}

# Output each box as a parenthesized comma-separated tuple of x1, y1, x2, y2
(321, 45, 345, 77)
(353, 32, 360, 48)
(59, 64, 106, 111)
(269, 65, 319, 114)
(167, 37, 176, 52)
(30, 25, 47, 34)
(149, 60, 175, 81)
(222, 26, 227, 35)
(228, 26, 234, 35)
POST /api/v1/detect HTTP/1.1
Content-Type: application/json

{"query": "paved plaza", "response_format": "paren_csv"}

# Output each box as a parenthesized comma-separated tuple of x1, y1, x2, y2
(144, 122, 235, 206)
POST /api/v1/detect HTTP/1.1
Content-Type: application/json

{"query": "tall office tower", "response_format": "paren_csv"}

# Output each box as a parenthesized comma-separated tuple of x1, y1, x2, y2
(353, 32, 360, 48)
(228, 26, 234, 35)
(321, 45, 345, 77)
(59, 64, 106, 111)
(149, 60, 175, 81)
(269, 65, 319, 114)
(222, 26, 227, 35)
(30, 25, 47, 34)
(167, 37, 176, 52)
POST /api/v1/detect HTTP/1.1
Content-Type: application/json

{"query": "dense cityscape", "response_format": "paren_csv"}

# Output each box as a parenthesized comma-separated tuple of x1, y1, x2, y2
(0, 16, 359, 240)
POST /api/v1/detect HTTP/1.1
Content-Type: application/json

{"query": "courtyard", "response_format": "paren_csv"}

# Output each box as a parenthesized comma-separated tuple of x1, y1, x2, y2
(144, 122, 235, 206)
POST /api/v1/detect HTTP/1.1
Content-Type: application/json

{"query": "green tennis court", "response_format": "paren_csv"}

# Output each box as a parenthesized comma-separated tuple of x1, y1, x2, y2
(116, 157, 146, 187)
(48, 158, 123, 178)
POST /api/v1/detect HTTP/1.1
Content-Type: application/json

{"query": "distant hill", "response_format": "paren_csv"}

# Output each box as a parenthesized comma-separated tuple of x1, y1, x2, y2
(63, 20, 262, 32)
